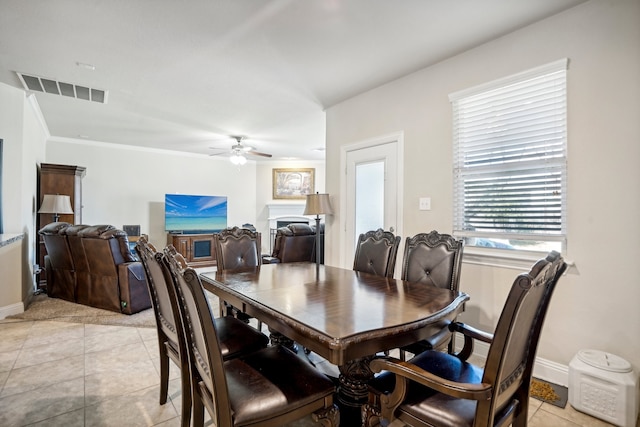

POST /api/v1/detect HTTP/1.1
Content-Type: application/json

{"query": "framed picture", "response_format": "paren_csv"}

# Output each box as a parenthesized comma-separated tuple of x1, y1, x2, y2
(273, 168, 315, 199)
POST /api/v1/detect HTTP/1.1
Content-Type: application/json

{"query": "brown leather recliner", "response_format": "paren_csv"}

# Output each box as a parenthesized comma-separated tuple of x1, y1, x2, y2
(262, 223, 324, 264)
(39, 222, 76, 301)
(39, 222, 151, 314)
(63, 224, 92, 306)
(79, 226, 150, 314)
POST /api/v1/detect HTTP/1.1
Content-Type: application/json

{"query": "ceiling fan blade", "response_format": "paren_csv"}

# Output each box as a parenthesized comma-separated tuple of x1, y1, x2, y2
(247, 150, 272, 158)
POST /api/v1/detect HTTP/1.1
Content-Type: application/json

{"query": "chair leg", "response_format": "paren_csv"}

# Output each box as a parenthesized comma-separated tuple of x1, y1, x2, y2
(179, 364, 192, 427)
(159, 345, 169, 405)
(192, 387, 205, 427)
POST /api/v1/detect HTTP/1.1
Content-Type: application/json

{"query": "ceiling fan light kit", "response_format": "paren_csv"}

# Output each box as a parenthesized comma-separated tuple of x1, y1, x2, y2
(210, 135, 273, 164)
(230, 151, 247, 165)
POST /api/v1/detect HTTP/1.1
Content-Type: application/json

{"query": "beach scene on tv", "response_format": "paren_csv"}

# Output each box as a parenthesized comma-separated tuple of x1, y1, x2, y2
(165, 194, 228, 233)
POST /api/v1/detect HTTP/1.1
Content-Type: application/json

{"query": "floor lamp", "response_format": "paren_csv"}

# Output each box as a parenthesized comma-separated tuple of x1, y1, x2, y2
(303, 192, 333, 266)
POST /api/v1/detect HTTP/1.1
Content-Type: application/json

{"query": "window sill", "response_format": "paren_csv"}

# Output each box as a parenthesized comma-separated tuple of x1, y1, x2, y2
(462, 247, 574, 272)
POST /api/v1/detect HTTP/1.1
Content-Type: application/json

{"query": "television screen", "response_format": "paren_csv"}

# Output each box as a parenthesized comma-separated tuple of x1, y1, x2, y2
(164, 194, 227, 233)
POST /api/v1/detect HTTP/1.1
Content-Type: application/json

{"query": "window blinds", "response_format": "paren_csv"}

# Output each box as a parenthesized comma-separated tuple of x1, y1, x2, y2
(450, 59, 567, 242)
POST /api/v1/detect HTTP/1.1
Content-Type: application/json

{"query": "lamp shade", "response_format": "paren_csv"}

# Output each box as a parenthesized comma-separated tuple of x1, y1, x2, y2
(303, 193, 333, 216)
(38, 194, 74, 215)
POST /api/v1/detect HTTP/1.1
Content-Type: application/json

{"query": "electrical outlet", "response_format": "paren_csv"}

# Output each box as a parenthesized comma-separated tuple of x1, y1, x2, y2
(419, 197, 431, 211)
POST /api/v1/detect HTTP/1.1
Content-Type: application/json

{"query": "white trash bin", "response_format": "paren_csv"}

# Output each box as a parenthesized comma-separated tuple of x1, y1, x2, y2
(569, 349, 638, 427)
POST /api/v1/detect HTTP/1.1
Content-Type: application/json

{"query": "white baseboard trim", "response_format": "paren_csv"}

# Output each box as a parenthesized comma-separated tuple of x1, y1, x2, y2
(0, 302, 24, 319)
(455, 335, 569, 387)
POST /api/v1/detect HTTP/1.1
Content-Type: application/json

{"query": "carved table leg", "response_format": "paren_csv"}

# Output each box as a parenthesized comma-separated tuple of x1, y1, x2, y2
(337, 355, 375, 425)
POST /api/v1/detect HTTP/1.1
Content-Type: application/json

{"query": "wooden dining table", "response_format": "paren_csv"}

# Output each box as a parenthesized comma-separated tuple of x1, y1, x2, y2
(199, 262, 469, 424)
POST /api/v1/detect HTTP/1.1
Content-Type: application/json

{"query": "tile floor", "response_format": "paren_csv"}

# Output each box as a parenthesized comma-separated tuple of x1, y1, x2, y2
(0, 317, 632, 427)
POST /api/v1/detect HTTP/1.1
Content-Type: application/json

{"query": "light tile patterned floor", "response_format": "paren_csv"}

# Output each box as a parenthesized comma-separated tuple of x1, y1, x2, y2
(0, 317, 633, 426)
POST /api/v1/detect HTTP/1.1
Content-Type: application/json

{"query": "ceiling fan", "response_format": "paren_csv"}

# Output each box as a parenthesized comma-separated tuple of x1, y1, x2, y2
(210, 136, 272, 164)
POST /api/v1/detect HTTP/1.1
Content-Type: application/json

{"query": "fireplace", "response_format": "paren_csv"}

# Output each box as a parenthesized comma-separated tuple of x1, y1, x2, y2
(266, 203, 314, 252)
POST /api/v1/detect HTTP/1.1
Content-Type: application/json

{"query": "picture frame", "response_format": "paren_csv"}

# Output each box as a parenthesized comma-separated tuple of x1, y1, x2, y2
(273, 168, 315, 199)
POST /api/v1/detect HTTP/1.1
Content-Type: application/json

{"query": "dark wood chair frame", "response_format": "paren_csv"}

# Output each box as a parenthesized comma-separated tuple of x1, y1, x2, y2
(362, 251, 567, 427)
(163, 246, 340, 427)
(399, 231, 464, 358)
(136, 238, 269, 427)
(214, 226, 262, 327)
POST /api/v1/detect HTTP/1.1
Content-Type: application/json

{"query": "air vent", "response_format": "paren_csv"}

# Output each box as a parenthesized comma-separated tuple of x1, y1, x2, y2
(16, 72, 108, 104)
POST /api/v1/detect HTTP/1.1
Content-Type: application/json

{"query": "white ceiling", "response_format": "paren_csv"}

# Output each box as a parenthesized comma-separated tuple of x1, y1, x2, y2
(0, 0, 586, 161)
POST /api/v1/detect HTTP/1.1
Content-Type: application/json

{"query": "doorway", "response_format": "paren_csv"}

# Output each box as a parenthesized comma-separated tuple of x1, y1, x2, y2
(340, 132, 403, 272)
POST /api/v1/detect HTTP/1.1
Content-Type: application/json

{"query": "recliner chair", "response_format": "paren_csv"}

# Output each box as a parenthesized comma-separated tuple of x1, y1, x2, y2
(262, 223, 323, 264)
(39, 222, 151, 314)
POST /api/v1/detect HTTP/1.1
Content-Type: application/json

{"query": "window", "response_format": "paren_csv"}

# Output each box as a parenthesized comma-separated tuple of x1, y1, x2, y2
(450, 59, 568, 254)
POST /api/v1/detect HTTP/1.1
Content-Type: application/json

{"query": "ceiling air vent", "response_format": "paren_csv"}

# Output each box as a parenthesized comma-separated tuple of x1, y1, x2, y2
(16, 72, 108, 104)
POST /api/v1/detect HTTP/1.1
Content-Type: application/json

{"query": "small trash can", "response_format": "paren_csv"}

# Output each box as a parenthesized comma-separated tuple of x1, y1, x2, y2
(569, 349, 638, 427)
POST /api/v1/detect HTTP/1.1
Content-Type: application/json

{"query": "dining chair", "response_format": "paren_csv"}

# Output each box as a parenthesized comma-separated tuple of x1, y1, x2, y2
(135, 237, 269, 427)
(399, 231, 464, 359)
(163, 245, 340, 427)
(353, 228, 401, 278)
(214, 226, 262, 324)
(362, 251, 567, 427)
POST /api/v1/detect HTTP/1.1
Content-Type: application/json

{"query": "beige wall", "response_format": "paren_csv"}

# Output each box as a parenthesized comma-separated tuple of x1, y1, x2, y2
(255, 161, 326, 254)
(325, 0, 640, 380)
(45, 139, 260, 251)
(45, 140, 325, 255)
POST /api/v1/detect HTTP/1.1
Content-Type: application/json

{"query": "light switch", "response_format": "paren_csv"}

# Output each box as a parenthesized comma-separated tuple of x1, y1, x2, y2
(419, 197, 431, 211)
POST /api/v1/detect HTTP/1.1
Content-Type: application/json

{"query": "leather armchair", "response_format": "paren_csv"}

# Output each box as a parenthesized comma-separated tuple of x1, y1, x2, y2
(262, 223, 323, 264)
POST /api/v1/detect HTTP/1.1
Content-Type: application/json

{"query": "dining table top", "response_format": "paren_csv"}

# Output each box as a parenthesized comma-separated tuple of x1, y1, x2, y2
(199, 262, 469, 365)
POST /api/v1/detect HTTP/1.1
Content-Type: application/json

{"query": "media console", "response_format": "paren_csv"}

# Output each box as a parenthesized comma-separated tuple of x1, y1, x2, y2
(167, 233, 217, 268)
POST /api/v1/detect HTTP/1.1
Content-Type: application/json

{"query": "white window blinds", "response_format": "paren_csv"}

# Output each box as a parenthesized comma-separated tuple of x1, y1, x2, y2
(450, 59, 568, 246)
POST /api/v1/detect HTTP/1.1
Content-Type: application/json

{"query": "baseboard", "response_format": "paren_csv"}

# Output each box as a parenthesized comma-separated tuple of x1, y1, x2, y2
(454, 334, 569, 387)
(532, 357, 569, 387)
(0, 302, 25, 319)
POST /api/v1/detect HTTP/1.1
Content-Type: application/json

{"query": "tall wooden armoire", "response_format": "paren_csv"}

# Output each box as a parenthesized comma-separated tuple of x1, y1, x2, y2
(36, 163, 86, 289)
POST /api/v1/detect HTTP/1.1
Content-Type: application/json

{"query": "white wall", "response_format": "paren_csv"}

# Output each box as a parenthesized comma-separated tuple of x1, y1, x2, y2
(0, 84, 48, 309)
(325, 0, 640, 380)
(45, 139, 260, 251)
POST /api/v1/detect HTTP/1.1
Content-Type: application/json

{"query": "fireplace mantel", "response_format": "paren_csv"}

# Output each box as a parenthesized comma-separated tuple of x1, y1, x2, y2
(266, 203, 314, 229)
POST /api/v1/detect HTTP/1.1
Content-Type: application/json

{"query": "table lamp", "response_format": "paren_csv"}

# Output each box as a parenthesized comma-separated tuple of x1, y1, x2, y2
(38, 194, 73, 222)
(303, 192, 333, 266)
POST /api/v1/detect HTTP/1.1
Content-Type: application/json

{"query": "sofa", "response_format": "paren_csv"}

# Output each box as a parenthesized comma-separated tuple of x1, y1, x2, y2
(262, 223, 324, 264)
(38, 222, 151, 314)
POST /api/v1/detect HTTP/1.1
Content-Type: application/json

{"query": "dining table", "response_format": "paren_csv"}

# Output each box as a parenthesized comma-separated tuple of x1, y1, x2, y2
(199, 262, 469, 425)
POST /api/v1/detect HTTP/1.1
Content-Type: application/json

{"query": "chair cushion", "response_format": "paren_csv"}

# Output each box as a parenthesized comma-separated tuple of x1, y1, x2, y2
(226, 346, 335, 425)
(371, 351, 483, 427)
(214, 316, 269, 359)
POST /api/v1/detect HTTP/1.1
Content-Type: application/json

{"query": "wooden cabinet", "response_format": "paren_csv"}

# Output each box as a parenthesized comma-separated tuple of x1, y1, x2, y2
(37, 163, 86, 288)
(167, 233, 217, 268)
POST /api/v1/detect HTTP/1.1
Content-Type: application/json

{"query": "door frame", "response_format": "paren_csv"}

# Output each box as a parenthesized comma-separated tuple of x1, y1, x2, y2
(339, 131, 404, 269)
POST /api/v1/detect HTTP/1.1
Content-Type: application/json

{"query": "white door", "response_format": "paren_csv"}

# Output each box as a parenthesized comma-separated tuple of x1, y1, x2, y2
(341, 134, 402, 272)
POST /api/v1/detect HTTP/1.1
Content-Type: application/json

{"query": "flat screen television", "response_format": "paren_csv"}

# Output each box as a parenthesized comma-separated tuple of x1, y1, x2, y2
(164, 194, 227, 234)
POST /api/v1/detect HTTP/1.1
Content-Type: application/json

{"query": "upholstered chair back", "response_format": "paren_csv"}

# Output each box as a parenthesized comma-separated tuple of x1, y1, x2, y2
(164, 246, 233, 424)
(353, 228, 401, 278)
(214, 226, 261, 270)
(401, 231, 464, 291)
